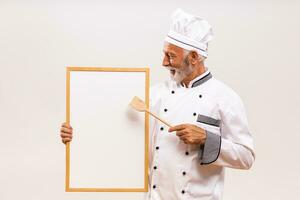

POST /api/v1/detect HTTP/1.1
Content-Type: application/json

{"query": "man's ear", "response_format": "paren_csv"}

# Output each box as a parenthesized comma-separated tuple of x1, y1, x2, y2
(188, 50, 200, 64)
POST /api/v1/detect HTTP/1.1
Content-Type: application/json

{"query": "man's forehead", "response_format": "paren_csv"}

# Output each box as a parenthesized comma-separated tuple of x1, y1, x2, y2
(163, 42, 184, 54)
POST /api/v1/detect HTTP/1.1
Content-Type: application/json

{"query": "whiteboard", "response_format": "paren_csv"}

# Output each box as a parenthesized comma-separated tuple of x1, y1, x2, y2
(65, 67, 149, 192)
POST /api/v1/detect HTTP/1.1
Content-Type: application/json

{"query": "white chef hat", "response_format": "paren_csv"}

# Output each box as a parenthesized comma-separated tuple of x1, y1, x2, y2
(165, 9, 213, 57)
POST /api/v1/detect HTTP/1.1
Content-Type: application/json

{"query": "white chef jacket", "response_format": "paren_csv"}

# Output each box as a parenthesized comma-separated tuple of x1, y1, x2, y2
(146, 70, 255, 200)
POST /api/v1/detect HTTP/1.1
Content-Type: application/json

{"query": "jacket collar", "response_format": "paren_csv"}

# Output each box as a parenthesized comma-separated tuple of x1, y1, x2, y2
(180, 69, 212, 88)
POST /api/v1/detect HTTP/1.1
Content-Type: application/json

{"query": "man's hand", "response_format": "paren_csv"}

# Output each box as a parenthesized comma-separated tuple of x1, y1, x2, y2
(168, 124, 206, 145)
(60, 122, 73, 144)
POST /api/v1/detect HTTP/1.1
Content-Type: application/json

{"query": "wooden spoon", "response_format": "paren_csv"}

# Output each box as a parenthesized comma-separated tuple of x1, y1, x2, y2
(130, 96, 172, 127)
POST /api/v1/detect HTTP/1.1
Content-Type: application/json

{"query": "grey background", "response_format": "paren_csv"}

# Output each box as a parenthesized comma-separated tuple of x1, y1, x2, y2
(0, 0, 299, 199)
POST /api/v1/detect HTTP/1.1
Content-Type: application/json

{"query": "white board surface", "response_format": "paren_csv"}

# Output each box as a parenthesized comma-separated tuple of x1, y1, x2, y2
(66, 67, 149, 192)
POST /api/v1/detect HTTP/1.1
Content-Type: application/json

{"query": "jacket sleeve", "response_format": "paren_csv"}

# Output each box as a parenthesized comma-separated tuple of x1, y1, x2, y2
(199, 96, 255, 170)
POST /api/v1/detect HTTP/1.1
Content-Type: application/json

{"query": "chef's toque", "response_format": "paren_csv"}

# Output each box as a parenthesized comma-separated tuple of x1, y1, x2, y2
(165, 8, 213, 57)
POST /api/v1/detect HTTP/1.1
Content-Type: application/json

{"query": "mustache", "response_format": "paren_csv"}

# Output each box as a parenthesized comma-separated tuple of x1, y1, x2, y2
(165, 66, 179, 72)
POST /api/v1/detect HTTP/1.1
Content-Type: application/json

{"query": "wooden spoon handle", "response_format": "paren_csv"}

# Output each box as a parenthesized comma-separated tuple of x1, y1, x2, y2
(145, 110, 172, 127)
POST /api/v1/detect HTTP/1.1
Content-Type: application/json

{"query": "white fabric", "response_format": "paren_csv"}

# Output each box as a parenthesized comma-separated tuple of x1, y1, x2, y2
(145, 71, 255, 200)
(165, 9, 214, 57)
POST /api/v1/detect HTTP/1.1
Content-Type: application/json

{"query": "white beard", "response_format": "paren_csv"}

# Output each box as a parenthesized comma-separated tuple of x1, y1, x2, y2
(170, 70, 185, 83)
(167, 65, 193, 84)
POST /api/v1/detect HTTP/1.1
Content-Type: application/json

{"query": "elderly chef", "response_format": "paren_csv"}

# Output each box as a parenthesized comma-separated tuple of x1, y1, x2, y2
(60, 8, 255, 200)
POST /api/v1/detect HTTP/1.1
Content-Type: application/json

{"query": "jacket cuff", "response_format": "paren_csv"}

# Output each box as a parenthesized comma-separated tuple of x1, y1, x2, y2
(198, 131, 222, 165)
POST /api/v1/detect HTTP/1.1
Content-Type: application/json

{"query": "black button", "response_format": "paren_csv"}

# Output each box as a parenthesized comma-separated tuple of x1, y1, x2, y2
(193, 112, 197, 116)
(153, 185, 156, 189)
(182, 190, 185, 194)
(182, 171, 186, 176)
(160, 127, 164, 131)
(171, 90, 175, 94)
(199, 94, 202, 98)
(164, 108, 168, 112)
(154, 166, 157, 170)
(185, 151, 189, 156)
(156, 146, 159, 150)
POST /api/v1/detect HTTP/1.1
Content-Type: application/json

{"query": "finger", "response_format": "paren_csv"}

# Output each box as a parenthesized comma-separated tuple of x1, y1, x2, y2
(176, 130, 187, 137)
(60, 127, 73, 134)
(62, 122, 72, 129)
(168, 124, 187, 132)
(62, 138, 71, 144)
(178, 133, 192, 143)
(181, 137, 188, 144)
(60, 132, 72, 139)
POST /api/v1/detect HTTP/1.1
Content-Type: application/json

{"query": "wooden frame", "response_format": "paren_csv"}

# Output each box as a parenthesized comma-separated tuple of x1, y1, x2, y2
(65, 67, 149, 192)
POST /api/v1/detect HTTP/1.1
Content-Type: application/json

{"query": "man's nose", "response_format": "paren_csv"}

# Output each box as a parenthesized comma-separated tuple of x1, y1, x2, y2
(162, 56, 170, 67)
